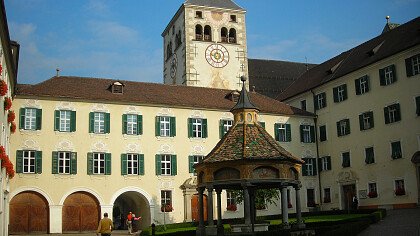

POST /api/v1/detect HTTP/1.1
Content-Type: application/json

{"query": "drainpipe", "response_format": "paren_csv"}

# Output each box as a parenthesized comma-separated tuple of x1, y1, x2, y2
(310, 89, 323, 209)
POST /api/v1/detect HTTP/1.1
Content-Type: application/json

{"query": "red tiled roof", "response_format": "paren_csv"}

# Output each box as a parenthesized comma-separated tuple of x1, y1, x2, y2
(16, 76, 314, 117)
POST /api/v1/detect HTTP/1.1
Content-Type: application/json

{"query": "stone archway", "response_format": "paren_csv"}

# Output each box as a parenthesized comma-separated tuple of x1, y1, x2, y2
(62, 191, 100, 233)
(112, 191, 151, 231)
(9, 191, 49, 234)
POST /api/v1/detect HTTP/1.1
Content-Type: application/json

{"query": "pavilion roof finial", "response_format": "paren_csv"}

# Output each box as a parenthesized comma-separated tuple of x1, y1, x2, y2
(230, 76, 259, 112)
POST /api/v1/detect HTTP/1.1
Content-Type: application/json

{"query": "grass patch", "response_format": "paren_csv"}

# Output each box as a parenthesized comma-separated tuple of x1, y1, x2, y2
(267, 214, 369, 225)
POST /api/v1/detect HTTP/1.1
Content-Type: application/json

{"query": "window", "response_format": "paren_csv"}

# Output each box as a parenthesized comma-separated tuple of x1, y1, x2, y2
(379, 65, 397, 86)
(300, 100, 307, 111)
(391, 141, 402, 159)
(368, 183, 377, 198)
(416, 96, 420, 116)
(188, 118, 207, 138)
(314, 92, 326, 110)
(204, 25, 212, 41)
(52, 151, 77, 174)
(320, 156, 331, 171)
(161, 190, 173, 212)
(19, 108, 42, 130)
(166, 42, 172, 59)
(54, 110, 76, 132)
(342, 152, 350, 168)
(319, 125, 327, 142)
(394, 179, 406, 196)
(365, 147, 375, 164)
(89, 112, 110, 134)
(306, 189, 316, 207)
(155, 116, 176, 137)
(87, 152, 111, 175)
(355, 75, 370, 95)
(275, 123, 291, 142)
(359, 111, 374, 131)
(123, 114, 143, 135)
(323, 188, 331, 203)
(188, 155, 203, 174)
(195, 11, 202, 18)
(405, 53, 420, 77)
(228, 28, 236, 43)
(112, 84, 123, 94)
(219, 119, 233, 138)
(121, 153, 144, 175)
(300, 125, 315, 143)
(155, 154, 177, 176)
(226, 190, 237, 211)
(302, 158, 317, 176)
(230, 14, 237, 22)
(384, 103, 401, 124)
(195, 25, 203, 40)
(333, 84, 347, 103)
(336, 119, 350, 137)
(16, 150, 42, 174)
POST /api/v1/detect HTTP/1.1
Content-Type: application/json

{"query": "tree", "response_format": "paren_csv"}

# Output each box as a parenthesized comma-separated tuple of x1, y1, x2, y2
(230, 188, 280, 209)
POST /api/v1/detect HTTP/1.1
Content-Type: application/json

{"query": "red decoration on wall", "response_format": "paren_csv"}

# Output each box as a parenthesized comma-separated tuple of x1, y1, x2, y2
(8, 110, 15, 123)
(0, 146, 6, 160)
(0, 80, 8, 96)
(10, 121, 16, 133)
(0, 146, 15, 179)
(4, 97, 12, 110)
(0, 64, 3, 75)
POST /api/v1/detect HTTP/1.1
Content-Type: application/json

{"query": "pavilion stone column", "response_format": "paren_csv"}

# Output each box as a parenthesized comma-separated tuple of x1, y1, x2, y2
(280, 187, 290, 229)
(295, 185, 306, 229)
(216, 189, 224, 235)
(207, 187, 214, 226)
(243, 186, 251, 226)
(196, 187, 205, 236)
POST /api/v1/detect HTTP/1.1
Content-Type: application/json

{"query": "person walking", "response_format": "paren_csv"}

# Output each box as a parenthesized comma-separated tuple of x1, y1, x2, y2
(131, 213, 142, 236)
(97, 212, 114, 236)
(126, 211, 133, 234)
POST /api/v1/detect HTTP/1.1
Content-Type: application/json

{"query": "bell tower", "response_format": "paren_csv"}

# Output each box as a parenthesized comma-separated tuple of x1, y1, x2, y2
(162, 0, 249, 91)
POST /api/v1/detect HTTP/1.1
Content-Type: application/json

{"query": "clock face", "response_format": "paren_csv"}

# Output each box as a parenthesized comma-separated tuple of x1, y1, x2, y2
(205, 44, 229, 68)
(170, 55, 177, 78)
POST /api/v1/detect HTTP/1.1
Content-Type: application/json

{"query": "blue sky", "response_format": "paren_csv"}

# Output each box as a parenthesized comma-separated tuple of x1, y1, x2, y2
(5, 0, 420, 85)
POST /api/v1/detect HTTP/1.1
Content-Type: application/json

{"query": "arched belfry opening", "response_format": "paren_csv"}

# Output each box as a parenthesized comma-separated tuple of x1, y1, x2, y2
(194, 76, 305, 235)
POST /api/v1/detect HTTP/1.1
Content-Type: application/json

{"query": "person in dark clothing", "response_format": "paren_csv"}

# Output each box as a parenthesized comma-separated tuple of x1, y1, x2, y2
(352, 195, 358, 210)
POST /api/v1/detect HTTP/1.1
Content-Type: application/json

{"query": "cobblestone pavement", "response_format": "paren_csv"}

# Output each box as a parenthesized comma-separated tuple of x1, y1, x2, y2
(358, 207, 420, 236)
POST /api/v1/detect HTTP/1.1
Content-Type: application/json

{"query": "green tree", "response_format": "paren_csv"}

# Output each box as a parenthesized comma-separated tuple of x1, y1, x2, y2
(230, 188, 280, 209)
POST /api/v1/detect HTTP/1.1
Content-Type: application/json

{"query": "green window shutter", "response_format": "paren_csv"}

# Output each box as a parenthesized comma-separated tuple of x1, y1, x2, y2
(313, 158, 317, 175)
(36, 109, 42, 130)
(365, 76, 370, 93)
(322, 93, 327, 107)
(138, 154, 144, 175)
(19, 108, 25, 129)
(355, 78, 361, 95)
(188, 156, 194, 173)
(285, 124, 292, 142)
(327, 156, 332, 170)
(155, 155, 161, 175)
(202, 119, 208, 138)
(345, 119, 350, 135)
(405, 57, 413, 77)
(416, 96, 420, 116)
(274, 123, 280, 141)
(391, 65, 397, 82)
(104, 113, 110, 134)
(259, 122, 265, 129)
(54, 110, 60, 131)
(302, 158, 308, 176)
(70, 111, 76, 132)
(70, 152, 77, 174)
(170, 117, 176, 137)
(219, 120, 224, 139)
(313, 96, 319, 110)
(16, 150, 23, 173)
(52, 151, 58, 174)
(379, 68, 386, 86)
(384, 107, 390, 124)
(122, 114, 127, 134)
(395, 104, 401, 122)
(333, 87, 339, 103)
(299, 125, 304, 142)
(319, 125, 326, 142)
(318, 158, 323, 172)
(369, 111, 374, 128)
(342, 84, 348, 101)
(310, 125, 315, 143)
(87, 152, 93, 175)
(35, 151, 42, 174)
(105, 153, 111, 175)
(137, 115, 143, 135)
(336, 121, 341, 137)
(155, 116, 160, 136)
(171, 155, 177, 176)
(89, 112, 94, 133)
(187, 118, 193, 138)
(359, 114, 364, 131)
(121, 154, 127, 175)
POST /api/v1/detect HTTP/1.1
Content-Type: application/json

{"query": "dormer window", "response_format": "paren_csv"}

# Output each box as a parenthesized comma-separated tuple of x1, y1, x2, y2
(196, 11, 203, 19)
(226, 91, 240, 102)
(111, 82, 124, 94)
(230, 15, 237, 22)
(367, 41, 385, 57)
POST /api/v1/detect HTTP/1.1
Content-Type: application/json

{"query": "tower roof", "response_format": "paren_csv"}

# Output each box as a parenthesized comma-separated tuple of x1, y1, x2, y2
(184, 0, 244, 11)
(230, 76, 259, 112)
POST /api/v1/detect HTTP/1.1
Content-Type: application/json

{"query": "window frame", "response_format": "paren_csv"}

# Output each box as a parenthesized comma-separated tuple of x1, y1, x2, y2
(359, 111, 374, 131)
(93, 152, 106, 174)
(355, 75, 370, 95)
(384, 103, 401, 124)
(23, 150, 36, 173)
(161, 190, 173, 212)
(391, 141, 402, 159)
(319, 125, 327, 142)
(337, 119, 350, 137)
(405, 54, 420, 77)
(341, 151, 351, 168)
(365, 147, 375, 164)
(24, 108, 37, 130)
(314, 92, 326, 110)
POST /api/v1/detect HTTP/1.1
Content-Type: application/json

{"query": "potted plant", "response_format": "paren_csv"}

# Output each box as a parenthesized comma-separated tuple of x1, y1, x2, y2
(395, 188, 405, 196)
(4, 97, 12, 110)
(0, 80, 7, 96)
(226, 204, 237, 211)
(161, 204, 173, 212)
(8, 110, 15, 123)
(10, 121, 16, 134)
(368, 191, 378, 198)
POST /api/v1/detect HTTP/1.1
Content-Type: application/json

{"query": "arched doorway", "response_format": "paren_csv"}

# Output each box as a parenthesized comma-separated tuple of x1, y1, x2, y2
(9, 191, 49, 234)
(113, 191, 150, 231)
(62, 191, 100, 233)
(191, 194, 207, 222)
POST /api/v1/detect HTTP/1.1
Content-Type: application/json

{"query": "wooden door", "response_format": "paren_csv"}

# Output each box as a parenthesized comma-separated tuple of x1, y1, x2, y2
(9, 191, 49, 234)
(343, 184, 355, 210)
(191, 194, 208, 222)
(62, 192, 100, 233)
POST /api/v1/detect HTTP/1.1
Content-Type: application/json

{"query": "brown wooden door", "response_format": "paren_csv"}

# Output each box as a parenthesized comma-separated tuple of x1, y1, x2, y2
(62, 192, 100, 233)
(191, 194, 207, 222)
(9, 191, 49, 234)
(343, 184, 355, 210)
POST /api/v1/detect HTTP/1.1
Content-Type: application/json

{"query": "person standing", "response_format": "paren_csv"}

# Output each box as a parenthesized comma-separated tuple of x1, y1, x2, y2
(97, 213, 114, 236)
(126, 211, 133, 234)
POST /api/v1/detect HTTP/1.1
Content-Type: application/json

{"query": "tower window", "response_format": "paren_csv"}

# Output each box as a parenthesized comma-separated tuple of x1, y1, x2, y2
(195, 25, 203, 41)
(204, 25, 212, 41)
(221, 27, 228, 43)
(195, 11, 203, 19)
(229, 28, 236, 43)
(230, 15, 237, 22)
